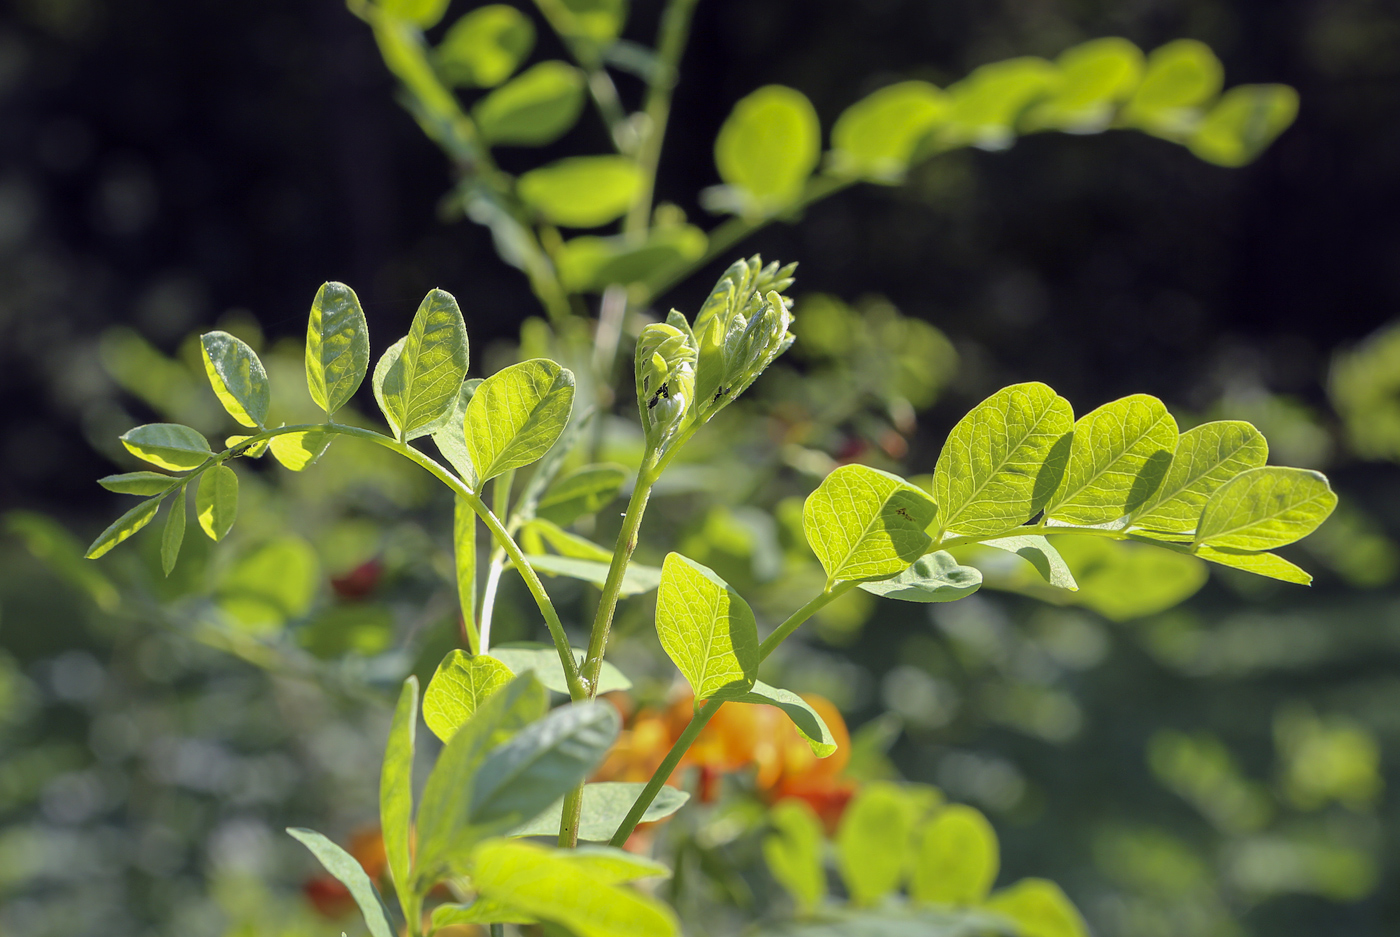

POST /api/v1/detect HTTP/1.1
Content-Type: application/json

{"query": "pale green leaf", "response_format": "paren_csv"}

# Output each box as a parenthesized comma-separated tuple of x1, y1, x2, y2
(1122, 39, 1224, 138)
(522, 553, 662, 596)
(470, 839, 679, 937)
(436, 4, 535, 88)
(524, 518, 614, 562)
(829, 80, 949, 182)
(85, 495, 163, 559)
(1022, 38, 1144, 133)
(733, 681, 836, 757)
(763, 799, 827, 912)
(433, 378, 483, 487)
(466, 358, 575, 483)
(200, 330, 270, 429)
(121, 423, 213, 472)
(304, 281, 369, 420)
(99, 471, 178, 496)
(470, 700, 620, 830)
(804, 464, 937, 583)
(1131, 420, 1267, 533)
(195, 465, 238, 541)
(509, 782, 688, 840)
(565, 846, 671, 884)
(380, 677, 418, 922)
(557, 226, 708, 293)
(160, 486, 186, 576)
(423, 650, 515, 742)
(836, 781, 922, 907)
(715, 85, 820, 214)
(416, 674, 549, 879)
(1189, 84, 1299, 167)
(533, 0, 627, 58)
(1043, 394, 1178, 525)
(1195, 545, 1312, 584)
(268, 430, 332, 472)
(933, 382, 1074, 537)
(216, 536, 320, 632)
(381, 0, 450, 29)
(433, 900, 537, 927)
(983, 878, 1089, 937)
(491, 643, 632, 695)
(374, 288, 469, 441)
(859, 552, 982, 603)
(656, 553, 759, 701)
(454, 496, 478, 651)
(286, 828, 396, 937)
(473, 61, 586, 146)
(942, 57, 1058, 150)
(1052, 536, 1206, 621)
(536, 462, 628, 526)
(1195, 466, 1337, 551)
(981, 535, 1078, 591)
(518, 156, 643, 228)
(910, 805, 999, 906)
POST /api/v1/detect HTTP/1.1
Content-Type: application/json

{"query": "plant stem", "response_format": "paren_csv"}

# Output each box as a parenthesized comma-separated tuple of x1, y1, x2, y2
(607, 582, 854, 847)
(490, 924, 504, 937)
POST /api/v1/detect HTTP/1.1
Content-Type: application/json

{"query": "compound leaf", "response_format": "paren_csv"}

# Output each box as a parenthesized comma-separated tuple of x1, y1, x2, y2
(510, 782, 689, 840)
(1053, 536, 1206, 621)
(733, 681, 836, 757)
(1195, 467, 1337, 551)
(381, 676, 418, 921)
(763, 799, 827, 912)
(829, 80, 949, 182)
(715, 85, 820, 214)
(859, 552, 982, 603)
(984, 878, 1089, 937)
(1131, 420, 1267, 533)
(933, 382, 1074, 537)
(436, 4, 535, 88)
(433, 378, 484, 486)
(99, 471, 179, 497)
(195, 465, 238, 542)
(518, 156, 643, 228)
(656, 553, 759, 702)
(804, 464, 937, 583)
(121, 423, 213, 472)
(423, 650, 515, 743)
(200, 330, 270, 429)
(1123, 39, 1223, 138)
(910, 805, 999, 906)
(160, 487, 186, 576)
(286, 828, 396, 937)
(466, 358, 575, 484)
(474, 61, 586, 146)
(305, 281, 370, 420)
(1044, 394, 1178, 525)
(86, 495, 164, 559)
(375, 288, 469, 441)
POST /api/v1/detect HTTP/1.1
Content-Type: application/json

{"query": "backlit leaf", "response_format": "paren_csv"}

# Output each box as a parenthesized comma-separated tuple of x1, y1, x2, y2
(565, 846, 671, 884)
(910, 805, 999, 906)
(286, 828, 396, 937)
(556, 226, 708, 293)
(983, 878, 1088, 937)
(804, 464, 937, 584)
(216, 536, 320, 632)
(374, 288, 469, 441)
(733, 681, 837, 757)
(1189, 84, 1299, 167)
(1195, 544, 1312, 584)
(829, 81, 949, 182)
(656, 553, 759, 702)
(859, 552, 982, 603)
(1131, 421, 1267, 533)
(160, 487, 186, 576)
(433, 378, 483, 486)
(304, 281, 370, 420)
(942, 57, 1058, 150)
(433, 900, 537, 927)
(1123, 39, 1223, 138)
(436, 4, 535, 88)
(509, 782, 688, 840)
(533, 0, 627, 62)
(1195, 467, 1337, 551)
(523, 518, 613, 562)
(454, 496, 478, 650)
(1043, 394, 1178, 525)
(491, 643, 632, 695)
(474, 61, 586, 146)
(1053, 536, 1206, 621)
(99, 471, 179, 497)
(423, 650, 515, 742)
(763, 799, 827, 912)
(518, 156, 643, 228)
(836, 781, 923, 907)
(536, 463, 628, 526)
(269, 430, 332, 472)
(380, 677, 418, 922)
(195, 465, 238, 541)
(466, 358, 575, 483)
(522, 553, 662, 596)
(715, 85, 820, 215)
(200, 330, 271, 429)
(381, 0, 450, 29)
(1023, 38, 1144, 133)
(933, 382, 1074, 537)
(86, 495, 163, 559)
(121, 423, 213, 472)
(981, 535, 1078, 591)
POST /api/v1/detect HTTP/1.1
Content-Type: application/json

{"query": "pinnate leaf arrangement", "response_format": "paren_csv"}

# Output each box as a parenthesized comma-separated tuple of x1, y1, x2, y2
(84, 255, 1334, 937)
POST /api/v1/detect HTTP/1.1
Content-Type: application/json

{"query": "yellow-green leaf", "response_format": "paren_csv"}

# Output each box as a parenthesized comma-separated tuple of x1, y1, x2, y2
(942, 57, 1058, 150)
(304, 281, 370, 419)
(465, 358, 575, 483)
(1052, 536, 1206, 621)
(380, 0, 450, 29)
(910, 805, 999, 906)
(99, 471, 179, 497)
(121, 423, 213, 472)
(423, 650, 515, 743)
(655, 553, 759, 702)
(829, 80, 949, 182)
(1131, 420, 1267, 533)
(380, 677, 418, 925)
(804, 464, 937, 584)
(86, 496, 163, 559)
(436, 4, 535, 88)
(1195, 467, 1337, 551)
(518, 156, 643, 228)
(1195, 544, 1312, 584)
(1122, 39, 1224, 138)
(984, 878, 1089, 937)
(1043, 394, 1178, 525)
(1189, 84, 1299, 167)
(216, 536, 320, 632)
(733, 681, 836, 757)
(160, 487, 186, 576)
(836, 781, 923, 906)
(715, 85, 820, 215)
(373, 288, 469, 441)
(474, 61, 586, 146)
(763, 799, 826, 911)
(269, 430, 333, 472)
(1022, 38, 1144, 133)
(536, 463, 628, 526)
(200, 330, 271, 429)
(195, 465, 238, 542)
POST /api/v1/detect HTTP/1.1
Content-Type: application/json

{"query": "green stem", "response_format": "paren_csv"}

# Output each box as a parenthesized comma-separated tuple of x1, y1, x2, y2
(490, 924, 504, 937)
(607, 582, 854, 847)
(623, 0, 701, 238)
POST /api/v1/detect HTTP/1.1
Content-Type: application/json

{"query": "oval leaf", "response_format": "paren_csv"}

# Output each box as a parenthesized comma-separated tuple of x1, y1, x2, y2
(1043, 394, 1178, 525)
(305, 281, 370, 419)
(436, 4, 535, 88)
(200, 330, 271, 429)
(269, 429, 332, 471)
(1131, 420, 1267, 533)
(1195, 544, 1312, 584)
(934, 382, 1074, 538)
(803, 464, 937, 584)
(981, 534, 1078, 591)
(99, 471, 179, 496)
(196, 464, 238, 541)
(733, 681, 836, 757)
(518, 156, 643, 229)
(859, 552, 982, 603)
(160, 488, 186, 576)
(121, 423, 213, 472)
(715, 85, 820, 214)
(1024, 38, 1144, 132)
(763, 799, 827, 911)
(1123, 39, 1223, 137)
(942, 57, 1058, 150)
(509, 781, 689, 841)
(536, 463, 628, 526)
(374, 288, 470, 441)
(86, 495, 164, 559)
(1195, 466, 1337, 552)
(984, 878, 1089, 937)
(286, 828, 396, 937)
(424, 650, 515, 743)
(466, 358, 575, 484)
(473, 60, 586, 146)
(1189, 83, 1299, 167)
(491, 643, 632, 696)
(910, 805, 999, 906)
(829, 80, 949, 182)
(656, 553, 760, 702)
(836, 781, 922, 907)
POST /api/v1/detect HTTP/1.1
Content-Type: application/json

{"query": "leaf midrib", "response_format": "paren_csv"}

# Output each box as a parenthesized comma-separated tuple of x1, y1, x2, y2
(942, 392, 1063, 531)
(1052, 408, 1173, 513)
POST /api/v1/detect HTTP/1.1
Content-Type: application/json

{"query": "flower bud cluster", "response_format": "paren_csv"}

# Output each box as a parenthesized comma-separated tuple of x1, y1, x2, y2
(635, 319, 698, 450)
